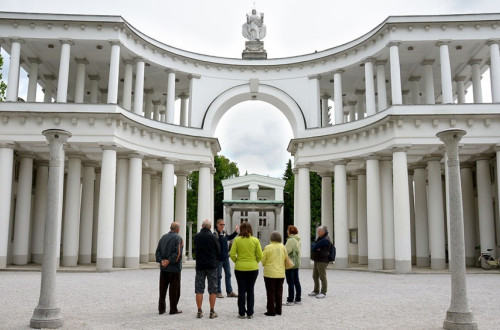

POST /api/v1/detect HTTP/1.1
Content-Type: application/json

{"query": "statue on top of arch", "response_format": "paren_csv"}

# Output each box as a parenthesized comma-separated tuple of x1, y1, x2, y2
(242, 8, 266, 41)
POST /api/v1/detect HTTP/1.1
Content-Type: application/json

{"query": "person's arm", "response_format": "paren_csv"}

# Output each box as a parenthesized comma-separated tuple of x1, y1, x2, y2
(214, 235, 220, 259)
(168, 237, 182, 264)
(228, 230, 238, 241)
(155, 240, 162, 263)
(285, 239, 293, 254)
(255, 239, 263, 263)
(261, 246, 268, 266)
(312, 237, 329, 250)
(230, 238, 237, 263)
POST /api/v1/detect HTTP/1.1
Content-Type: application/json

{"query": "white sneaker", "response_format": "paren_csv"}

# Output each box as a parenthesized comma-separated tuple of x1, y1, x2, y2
(316, 293, 326, 299)
(308, 291, 318, 296)
(294, 301, 302, 305)
(283, 301, 294, 306)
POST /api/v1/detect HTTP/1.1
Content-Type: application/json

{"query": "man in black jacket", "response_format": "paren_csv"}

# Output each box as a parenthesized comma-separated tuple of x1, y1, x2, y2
(214, 218, 239, 298)
(308, 225, 331, 299)
(194, 219, 220, 319)
(155, 222, 183, 315)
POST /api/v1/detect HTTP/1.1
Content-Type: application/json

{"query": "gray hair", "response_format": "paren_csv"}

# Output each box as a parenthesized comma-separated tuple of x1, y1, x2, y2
(202, 219, 212, 229)
(317, 225, 328, 234)
(269, 231, 282, 243)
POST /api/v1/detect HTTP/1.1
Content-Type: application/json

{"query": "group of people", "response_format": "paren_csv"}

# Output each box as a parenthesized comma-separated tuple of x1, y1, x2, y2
(155, 219, 332, 319)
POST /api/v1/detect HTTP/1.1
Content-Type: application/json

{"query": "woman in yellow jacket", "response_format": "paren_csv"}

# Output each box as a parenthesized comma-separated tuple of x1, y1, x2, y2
(261, 231, 287, 316)
(229, 221, 262, 319)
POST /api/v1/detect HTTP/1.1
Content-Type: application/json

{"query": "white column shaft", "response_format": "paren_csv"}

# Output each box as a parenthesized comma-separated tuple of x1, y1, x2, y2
(357, 174, 368, 264)
(439, 43, 454, 104)
(6, 41, 21, 102)
(380, 160, 395, 269)
(366, 159, 383, 270)
(107, 43, 120, 104)
(297, 167, 311, 264)
(166, 72, 176, 124)
(321, 97, 329, 127)
(62, 157, 82, 266)
(0, 148, 14, 268)
(197, 166, 211, 232)
(376, 63, 387, 111)
(140, 172, 151, 263)
(90, 79, 99, 104)
(32, 164, 48, 264)
(476, 159, 496, 256)
(56, 42, 71, 103)
(321, 176, 333, 237)
(389, 44, 403, 105)
(413, 168, 430, 267)
(160, 163, 175, 235)
(460, 167, 476, 266)
(113, 158, 128, 267)
(411, 80, 421, 105)
(175, 174, 188, 259)
(122, 62, 133, 110)
(125, 157, 142, 268)
(180, 97, 188, 126)
(456, 79, 466, 104)
(144, 92, 153, 119)
(149, 177, 160, 260)
(78, 166, 95, 264)
(91, 171, 100, 262)
(471, 63, 483, 103)
(490, 42, 500, 103)
(74, 62, 86, 103)
(427, 160, 446, 269)
(27, 61, 40, 102)
(334, 166, 348, 268)
(134, 61, 145, 115)
(364, 61, 376, 116)
(423, 63, 436, 104)
(334, 72, 344, 124)
(348, 178, 358, 262)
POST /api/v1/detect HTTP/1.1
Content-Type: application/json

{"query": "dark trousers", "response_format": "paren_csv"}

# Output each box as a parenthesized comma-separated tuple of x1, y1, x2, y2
(217, 259, 233, 293)
(264, 277, 284, 315)
(234, 269, 258, 316)
(158, 271, 181, 314)
(285, 268, 302, 302)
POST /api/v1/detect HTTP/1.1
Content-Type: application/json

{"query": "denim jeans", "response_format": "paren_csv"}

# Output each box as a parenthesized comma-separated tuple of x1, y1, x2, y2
(217, 259, 233, 293)
(285, 268, 302, 302)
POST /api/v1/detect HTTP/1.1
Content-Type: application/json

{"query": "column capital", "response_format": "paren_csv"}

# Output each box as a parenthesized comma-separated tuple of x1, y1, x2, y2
(109, 40, 121, 46)
(75, 57, 89, 65)
(197, 162, 212, 169)
(425, 154, 443, 162)
(362, 57, 374, 64)
(88, 74, 101, 81)
(391, 145, 411, 153)
(144, 88, 154, 95)
(152, 99, 162, 106)
(43, 74, 56, 81)
(123, 59, 135, 66)
(387, 41, 401, 48)
(188, 73, 201, 80)
(142, 168, 156, 175)
(28, 57, 42, 64)
(409, 76, 421, 82)
(42, 129, 72, 143)
(421, 59, 435, 66)
(160, 158, 176, 165)
(487, 39, 500, 46)
(99, 88, 108, 94)
(128, 152, 144, 159)
(59, 39, 74, 46)
(471, 154, 492, 162)
(410, 162, 427, 170)
(99, 144, 118, 151)
(348, 101, 357, 106)
(436, 40, 451, 47)
(355, 89, 365, 95)
(332, 69, 344, 75)
(296, 163, 311, 169)
(459, 162, 474, 169)
(17, 151, 37, 159)
(9, 38, 25, 44)
(308, 74, 321, 80)
(454, 75, 466, 82)
(468, 59, 482, 66)
(494, 144, 500, 152)
(179, 93, 189, 99)
(353, 169, 366, 176)
(165, 68, 177, 74)
(35, 159, 49, 167)
(65, 152, 85, 160)
(317, 171, 333, 178)
(364, 154, 380, 161)
(175, 169, 191, 177)
(375, 60, 387, 66)
(133, 56, 144, 63)
(82, 160, 99, 168)
(333, 159, 349, 166)
(321, 94, 331, 99)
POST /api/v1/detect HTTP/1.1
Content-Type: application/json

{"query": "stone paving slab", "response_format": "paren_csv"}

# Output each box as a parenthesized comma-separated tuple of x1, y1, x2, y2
(1, 265, 499, 329)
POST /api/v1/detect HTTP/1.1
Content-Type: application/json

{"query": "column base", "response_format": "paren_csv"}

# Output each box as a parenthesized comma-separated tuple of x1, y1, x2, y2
(30, 306, 64, 329)
(125, 257, 140, 269)
(96, 258, 113, 272)
(348, 254, 358, 263)
(431, 258, 446, 270)
(395, 260, 412, 273)
(12, 254, 28, 265)
(140, 254, 149, 263)
(368, 259, 383, 271)
(0, 256, 6, 268)
(334, 258, 348, 269)
(32, 254, 43, 264)
(149, 253, 155, 262)
(113, 256, 124, 268)
(383, 258, 395, 270)
(416, 256, 430, 267)
(443, 311, 477, 330)
(91, 253, 96, 263)
(78, 255, 91, 264)
(61, 256, 78, 267)
(465, 256, 475, 267)
(358, 256, 368, 265)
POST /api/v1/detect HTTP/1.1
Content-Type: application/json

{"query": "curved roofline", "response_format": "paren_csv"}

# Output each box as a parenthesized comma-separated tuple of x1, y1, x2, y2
(2, 11, 500, 65)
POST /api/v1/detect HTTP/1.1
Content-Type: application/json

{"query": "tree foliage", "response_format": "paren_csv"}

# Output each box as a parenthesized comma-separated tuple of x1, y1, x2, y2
(0, 54, 7, 101)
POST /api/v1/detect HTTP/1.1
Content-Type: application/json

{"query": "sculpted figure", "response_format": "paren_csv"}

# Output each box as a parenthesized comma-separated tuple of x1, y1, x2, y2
(242, 9, 266, 41)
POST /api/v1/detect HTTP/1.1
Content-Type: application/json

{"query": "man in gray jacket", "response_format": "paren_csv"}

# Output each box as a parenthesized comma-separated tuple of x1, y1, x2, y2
(155, 222, 183, 315)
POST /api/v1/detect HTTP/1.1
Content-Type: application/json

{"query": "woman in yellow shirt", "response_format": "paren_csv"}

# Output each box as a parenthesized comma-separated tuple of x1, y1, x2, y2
(229, 222, 262, 319)
(261, 231, 287, 316)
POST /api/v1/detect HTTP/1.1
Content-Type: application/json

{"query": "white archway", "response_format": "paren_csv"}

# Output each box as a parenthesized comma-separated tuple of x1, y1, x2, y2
(202, 84, 306, 137)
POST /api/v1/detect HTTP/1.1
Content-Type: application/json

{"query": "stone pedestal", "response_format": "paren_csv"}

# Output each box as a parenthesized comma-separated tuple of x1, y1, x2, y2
(242, 41, 267, 60)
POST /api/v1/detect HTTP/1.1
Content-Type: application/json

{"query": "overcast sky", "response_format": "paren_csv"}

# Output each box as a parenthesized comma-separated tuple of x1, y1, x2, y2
(3, 0, 500, 178)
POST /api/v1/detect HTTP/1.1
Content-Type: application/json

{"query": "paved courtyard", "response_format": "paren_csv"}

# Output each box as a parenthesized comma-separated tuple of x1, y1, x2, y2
(1, 264, 499, 329)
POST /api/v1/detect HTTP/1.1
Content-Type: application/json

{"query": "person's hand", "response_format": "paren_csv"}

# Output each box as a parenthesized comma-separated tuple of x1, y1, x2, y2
(235, 225, 239, 232)
(161, 259, 169, 268)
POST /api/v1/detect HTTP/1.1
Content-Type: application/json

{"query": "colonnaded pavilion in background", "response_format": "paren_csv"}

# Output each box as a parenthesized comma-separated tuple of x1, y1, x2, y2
(0, 11, 499, 273)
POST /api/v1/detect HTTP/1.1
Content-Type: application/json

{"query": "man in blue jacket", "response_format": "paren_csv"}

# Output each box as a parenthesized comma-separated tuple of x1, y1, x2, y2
(214, 218, 239, 298)
(194, 219, 220, 319)
(308, 225, 331, 299)
(155, 222, 183, 315)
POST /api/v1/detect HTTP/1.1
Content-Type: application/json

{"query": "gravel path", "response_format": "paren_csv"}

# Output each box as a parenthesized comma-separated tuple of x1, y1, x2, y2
(1, 267, 499, 329)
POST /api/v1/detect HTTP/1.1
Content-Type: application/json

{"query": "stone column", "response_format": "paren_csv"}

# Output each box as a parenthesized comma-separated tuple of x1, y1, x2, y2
(56, 40, 73, 103)
(12, 154, 35, 265)
(96, 146, 117, 271)
(348, 101, 356, 122)
(78, 162, 96, 264)
(30, 129, 71, 329)
(437, 129, 477, 330)
(437, 41, 454, 104)
(380, 158, 395, 270)
(0, 145, 14, 268)
(187, 221, 193, 260)
(408, 171, 416, 265)
(6, 39, 23, 101)
(422, 60, 436, 104)
(89, 75, 100, 104)
(392, 148, 412, 273)
(91, 169, 100, 262)
(454, 76, 466, 104)
(113, 155, 128, 268)
(62, 153, 83, 267)
(175, 170, 189, 259)
(144, 89, 154, 119)
(179, 93, 189, 126)
(107, 41, 121, 104)
(476, 157, 496, 256)
(366, 156, 383, 270)
(297, 165, 311, 266)
(140, 169, 152, 263)
(320, 172, 333, 240)
(413, 165, 430, 267)
(161, 160, 175, 234)
(334, 162, 349, 269)
(149, 175, 160, 261)
(364, 59, 376, 116)
(122, 59, 134, 111)
(348, 176, 358, 263)
(409, 76, 421, 105)
(389, 42, 403, 105)
(355, 89, 365, 120)
(469, 59, 483, 103)
(427, 156, 446, 269)
(27, 58, 41, 102)
(376, 61, 387, 111)
(32, 161, 49, 264)
(99, 89, 108, 104)
(488, 40, 500, 103)
(333, 70, 344, 124)
(308, 75, 321, 128)
(357, 172, 368, 265)
(74, 58, 88, 103)
(210, 168, 215, 223)
(43, 75, 55, 103)
(460, 164, 476, 266)
(321, 94, 330, 127)
(197, 164, 211, 232)
(187, 74, 201, 127)
(293, 168, 298, 227)
(166, 70, 176, 124)
(125, 154, 143, 269)
(152, 100, 161, 121)
(134, 58, 145, 115)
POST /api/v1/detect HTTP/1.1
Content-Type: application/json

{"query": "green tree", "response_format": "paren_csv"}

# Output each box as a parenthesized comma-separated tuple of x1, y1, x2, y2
(282, 159, 294, 237)
(213, 155, 239, 220)
(0, 53, 7, 101)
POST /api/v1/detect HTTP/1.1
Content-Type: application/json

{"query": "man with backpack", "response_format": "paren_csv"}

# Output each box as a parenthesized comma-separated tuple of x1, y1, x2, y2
(308, 226, 332, 299)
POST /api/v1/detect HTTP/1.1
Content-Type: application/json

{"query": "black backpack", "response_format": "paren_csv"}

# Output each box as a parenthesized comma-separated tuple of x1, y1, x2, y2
(328, 242, 336, 262)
